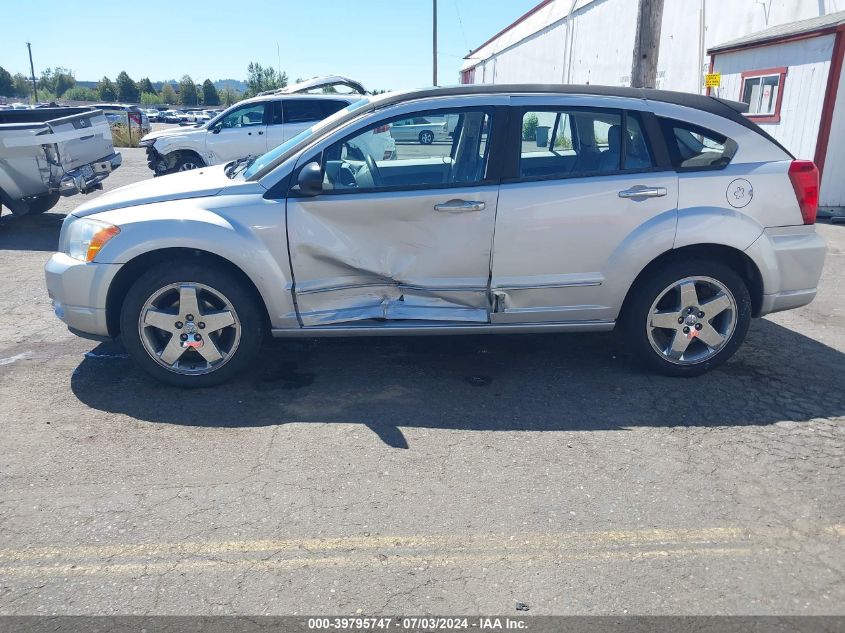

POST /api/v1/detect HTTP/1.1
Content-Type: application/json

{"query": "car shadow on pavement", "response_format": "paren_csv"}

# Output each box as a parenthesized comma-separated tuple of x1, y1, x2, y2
(0, 210, 65, 252)
(70, 319, 845, 448)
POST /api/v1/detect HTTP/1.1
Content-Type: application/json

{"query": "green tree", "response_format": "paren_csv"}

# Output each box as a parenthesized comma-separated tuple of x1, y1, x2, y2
(38, 67, 76, 97)
(218, 85, 240, 107)
(140, 92, 161, 106)
(115, 71, 139, 102)
(522, 112, 539, 141)
(137, 77, 155, 94)
(244, 62, 287, 97)
(159, 81, 177, 104)
(201, 79, 220, 106)
(0, 66, 12, 97)
(62, 86, 99, 101)
(35, 89, 58, 104)
(178, 74, 198, 105)
(12, 73, 32, 99)
(97, 76, 117, 102)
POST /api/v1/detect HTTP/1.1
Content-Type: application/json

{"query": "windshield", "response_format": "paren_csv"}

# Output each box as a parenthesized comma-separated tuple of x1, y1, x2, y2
(242, 98, 370, 180)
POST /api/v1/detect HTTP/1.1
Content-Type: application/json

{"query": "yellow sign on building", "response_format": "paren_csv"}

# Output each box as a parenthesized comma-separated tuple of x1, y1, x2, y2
(705, 73, 721, 88)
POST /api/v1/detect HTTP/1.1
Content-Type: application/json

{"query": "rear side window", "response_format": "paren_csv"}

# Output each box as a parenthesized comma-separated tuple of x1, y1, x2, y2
(659, 119, 737, 170)
(283, 99, 346, 124)
(518, 109, 655, 179)
(319, 100, 350, 117)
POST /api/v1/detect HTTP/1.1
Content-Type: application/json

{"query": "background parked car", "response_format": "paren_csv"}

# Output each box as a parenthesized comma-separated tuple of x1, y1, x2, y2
(139, 80, 394, 174)
(389, 116, 450, 144)
(91, 104, 151, 138)
(0, 106, 121, 216)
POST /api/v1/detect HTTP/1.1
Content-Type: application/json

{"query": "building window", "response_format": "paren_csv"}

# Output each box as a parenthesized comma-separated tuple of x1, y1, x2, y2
(740, 67, 787, 123)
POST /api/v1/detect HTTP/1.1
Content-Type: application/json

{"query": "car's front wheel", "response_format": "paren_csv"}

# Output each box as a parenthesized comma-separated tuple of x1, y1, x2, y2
(623, 260, 752, 377)
(120, 261, 264, 387)
(419, 130, 434, 145)
(172, 153, 205, 172)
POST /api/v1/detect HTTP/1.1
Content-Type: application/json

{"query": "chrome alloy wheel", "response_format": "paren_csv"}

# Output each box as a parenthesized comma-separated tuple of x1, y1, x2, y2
(178, 161, 199, 171)
(138, 282, 241, 375)
(646, 276, 738, 365)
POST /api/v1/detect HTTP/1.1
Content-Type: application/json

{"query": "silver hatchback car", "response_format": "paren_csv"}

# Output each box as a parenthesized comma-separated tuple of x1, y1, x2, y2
(45, 85, 826, 387)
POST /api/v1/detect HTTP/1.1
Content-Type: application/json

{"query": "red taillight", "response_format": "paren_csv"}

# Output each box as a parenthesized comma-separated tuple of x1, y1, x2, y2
(373, 124, 391, 134)
(788, 160, 819, 225)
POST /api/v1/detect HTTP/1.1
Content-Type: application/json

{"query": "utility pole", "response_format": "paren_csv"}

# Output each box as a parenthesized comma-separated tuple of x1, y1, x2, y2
(630, 0, 664, 89)
(26, 42, 38, 103)
(432, 0, 438, 86)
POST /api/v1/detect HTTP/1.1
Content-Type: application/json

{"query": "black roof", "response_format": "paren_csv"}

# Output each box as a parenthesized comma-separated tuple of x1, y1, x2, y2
(388, 83, 747, 114)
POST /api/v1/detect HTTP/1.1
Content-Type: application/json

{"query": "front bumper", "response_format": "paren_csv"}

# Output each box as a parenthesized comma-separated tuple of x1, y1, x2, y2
(745, 226, 827, 315)
(44, 253, 122, 338)
(145, 145, 167, 175)
(58, 152, 122, 196)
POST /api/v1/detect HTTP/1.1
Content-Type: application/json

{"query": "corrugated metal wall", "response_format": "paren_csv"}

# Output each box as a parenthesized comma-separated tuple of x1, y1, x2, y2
(713, 35, 835, 161)
(464, 0, 841, 92)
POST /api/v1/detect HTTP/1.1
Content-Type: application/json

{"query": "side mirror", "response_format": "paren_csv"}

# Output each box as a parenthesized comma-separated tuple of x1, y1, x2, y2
(211, 124, 220, 134)
(297, 161, 323, 196)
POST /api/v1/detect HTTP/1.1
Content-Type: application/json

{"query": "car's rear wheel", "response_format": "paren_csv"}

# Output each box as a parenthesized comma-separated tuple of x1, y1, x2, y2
(419, 130, 434, 145)
(623, 260, 752, 376)
(120, 261, 264, 387)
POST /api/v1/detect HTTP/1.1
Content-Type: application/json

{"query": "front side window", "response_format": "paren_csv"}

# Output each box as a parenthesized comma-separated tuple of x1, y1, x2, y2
(519, 109, 654, 179)
(659, 118, 737, 170)
(318, 108, 492, 192)
(740, 68, 786, 120)
(219, 103, 266, 129)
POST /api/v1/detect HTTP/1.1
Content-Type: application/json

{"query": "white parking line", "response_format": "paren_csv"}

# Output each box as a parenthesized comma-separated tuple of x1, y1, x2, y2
(0, 352, 30, 366)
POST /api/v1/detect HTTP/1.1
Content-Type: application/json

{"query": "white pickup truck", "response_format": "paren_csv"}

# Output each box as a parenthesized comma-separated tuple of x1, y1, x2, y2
(0, 107, 121, 217)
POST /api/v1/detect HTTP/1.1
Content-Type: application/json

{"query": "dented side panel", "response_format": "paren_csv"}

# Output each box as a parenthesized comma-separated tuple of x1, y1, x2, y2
(287, 187, 499, 326)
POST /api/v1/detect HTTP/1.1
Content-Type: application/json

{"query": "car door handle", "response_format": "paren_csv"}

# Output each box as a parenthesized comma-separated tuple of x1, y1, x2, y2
(434, 199, 485, 213)
(618, 186, 667, 198)
(258, 131, 264, 135)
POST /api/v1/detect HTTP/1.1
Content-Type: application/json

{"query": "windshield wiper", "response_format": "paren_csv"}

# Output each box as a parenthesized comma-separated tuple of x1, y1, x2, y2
(224, 156, 256, 179)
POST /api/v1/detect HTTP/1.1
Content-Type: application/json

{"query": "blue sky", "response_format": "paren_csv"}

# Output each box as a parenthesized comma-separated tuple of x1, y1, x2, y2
(1, 0, 539, 90)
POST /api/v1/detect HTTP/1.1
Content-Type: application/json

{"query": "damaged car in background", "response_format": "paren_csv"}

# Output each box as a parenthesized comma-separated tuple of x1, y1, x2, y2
(0, 106, 121, 217)
(139, 76, 394, 175)
(45, 85, 825, 387)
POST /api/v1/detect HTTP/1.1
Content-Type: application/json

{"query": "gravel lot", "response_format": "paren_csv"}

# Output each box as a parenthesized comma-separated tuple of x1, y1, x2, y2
(0, 148, 843, 615)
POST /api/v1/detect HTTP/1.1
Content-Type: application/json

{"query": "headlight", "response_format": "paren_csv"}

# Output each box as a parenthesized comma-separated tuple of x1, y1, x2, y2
(65, 217, 120, 262)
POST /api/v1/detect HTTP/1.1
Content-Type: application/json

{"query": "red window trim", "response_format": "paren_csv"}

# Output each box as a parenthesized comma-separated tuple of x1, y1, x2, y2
(740, 66, 788, 123)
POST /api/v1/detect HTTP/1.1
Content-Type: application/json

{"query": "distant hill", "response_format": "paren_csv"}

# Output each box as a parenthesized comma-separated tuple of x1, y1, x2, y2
(213, 79, 247, 93)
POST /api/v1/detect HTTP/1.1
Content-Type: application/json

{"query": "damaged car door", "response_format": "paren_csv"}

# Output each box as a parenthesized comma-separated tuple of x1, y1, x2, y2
(286, 106, 499, 326)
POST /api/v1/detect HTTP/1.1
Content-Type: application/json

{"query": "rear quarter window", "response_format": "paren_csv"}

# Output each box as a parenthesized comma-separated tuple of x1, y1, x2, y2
(659, 118, 737, 170)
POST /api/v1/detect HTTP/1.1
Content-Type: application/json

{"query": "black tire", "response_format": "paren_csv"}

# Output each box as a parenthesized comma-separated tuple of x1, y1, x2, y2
(418, 130, 434, 145)
(622, 259, 752, 377)
(25, 193, 60, 215)
(171, 153, 205, 173)
(1, 188, 31, 217)
(119, 260, 265, 387)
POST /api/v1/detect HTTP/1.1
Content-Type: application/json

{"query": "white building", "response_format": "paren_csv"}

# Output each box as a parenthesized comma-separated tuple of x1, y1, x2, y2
(461, 0, 845, 211)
